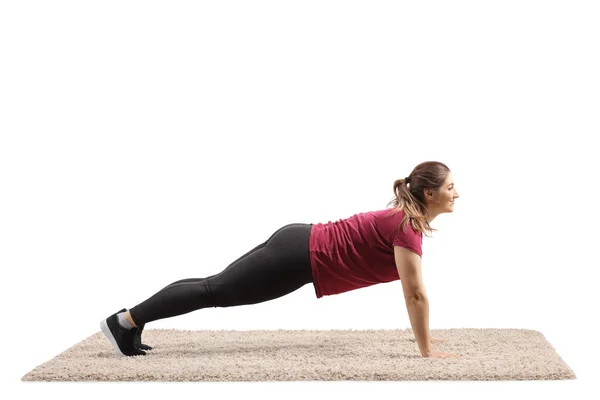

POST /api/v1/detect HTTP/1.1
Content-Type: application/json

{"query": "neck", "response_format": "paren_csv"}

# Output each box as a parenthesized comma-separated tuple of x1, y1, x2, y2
(425, 208, 441, 224)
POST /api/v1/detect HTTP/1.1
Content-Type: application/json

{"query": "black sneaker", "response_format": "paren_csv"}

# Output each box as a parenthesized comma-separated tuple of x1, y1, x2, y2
(100, 310, 146, 356)
(134, 323, 153, 351)
(112, 308, 153, 351)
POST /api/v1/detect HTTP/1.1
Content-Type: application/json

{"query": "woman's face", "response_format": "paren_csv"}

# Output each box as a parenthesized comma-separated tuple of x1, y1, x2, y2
(427, 172, 460, 212)
(439, 172, 459, 211)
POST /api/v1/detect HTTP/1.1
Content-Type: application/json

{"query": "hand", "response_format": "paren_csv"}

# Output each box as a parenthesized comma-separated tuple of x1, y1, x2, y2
(431, 338, 448, 344)
(423, 350, 461, 359)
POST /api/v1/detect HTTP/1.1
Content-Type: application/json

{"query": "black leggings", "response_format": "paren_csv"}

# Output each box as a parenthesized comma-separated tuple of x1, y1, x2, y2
(128, 223, 314, 326)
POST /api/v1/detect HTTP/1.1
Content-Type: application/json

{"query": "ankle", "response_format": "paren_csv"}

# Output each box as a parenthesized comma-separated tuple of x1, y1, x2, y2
(124, 311, 138, 328)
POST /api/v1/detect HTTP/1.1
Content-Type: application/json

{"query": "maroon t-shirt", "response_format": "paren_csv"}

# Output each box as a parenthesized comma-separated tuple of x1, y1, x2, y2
(309, 208, 423, 298)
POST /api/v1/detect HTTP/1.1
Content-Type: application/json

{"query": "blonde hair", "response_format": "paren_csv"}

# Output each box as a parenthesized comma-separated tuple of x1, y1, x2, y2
(386, 161, 451, 238)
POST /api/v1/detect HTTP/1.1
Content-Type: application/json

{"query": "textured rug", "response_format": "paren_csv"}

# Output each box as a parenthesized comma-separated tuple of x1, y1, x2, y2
(21, 328, 576, 382)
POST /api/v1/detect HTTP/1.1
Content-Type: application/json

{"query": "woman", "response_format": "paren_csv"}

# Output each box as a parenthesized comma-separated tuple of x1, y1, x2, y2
(101, 161, 461, 359)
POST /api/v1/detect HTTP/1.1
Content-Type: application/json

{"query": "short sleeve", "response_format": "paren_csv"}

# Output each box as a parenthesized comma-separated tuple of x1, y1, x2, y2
(391, 223, 423, 257)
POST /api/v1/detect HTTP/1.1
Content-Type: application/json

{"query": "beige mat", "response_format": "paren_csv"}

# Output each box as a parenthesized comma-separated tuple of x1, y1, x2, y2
(21, 328, 576, 381)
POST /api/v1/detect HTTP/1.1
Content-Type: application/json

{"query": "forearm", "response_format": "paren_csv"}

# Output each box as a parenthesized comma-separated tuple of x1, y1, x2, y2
(405, 295, 432, 356)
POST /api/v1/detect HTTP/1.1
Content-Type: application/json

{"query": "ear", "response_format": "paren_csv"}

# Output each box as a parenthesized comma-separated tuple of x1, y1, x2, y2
(424, 189, 441, 205)
(424, 188, 435, 200)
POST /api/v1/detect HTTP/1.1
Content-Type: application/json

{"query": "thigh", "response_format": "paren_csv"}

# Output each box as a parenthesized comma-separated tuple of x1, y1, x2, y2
(160, 224, 307, 293)
(208, 223, 313, 305)
(221, 223, 308, 273)
(220, 240, 267, 273)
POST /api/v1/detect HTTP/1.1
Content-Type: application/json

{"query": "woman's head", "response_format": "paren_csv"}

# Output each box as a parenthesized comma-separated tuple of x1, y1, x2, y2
(387, 161, 459, 237)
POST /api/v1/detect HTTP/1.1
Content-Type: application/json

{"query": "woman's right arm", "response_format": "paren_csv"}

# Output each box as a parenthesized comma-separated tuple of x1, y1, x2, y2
(394, 246, 461, 359)
(394, 246, 432, 356)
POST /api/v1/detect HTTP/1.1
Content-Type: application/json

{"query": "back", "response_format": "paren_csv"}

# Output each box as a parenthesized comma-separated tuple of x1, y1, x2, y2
(309, 208, 423, 298)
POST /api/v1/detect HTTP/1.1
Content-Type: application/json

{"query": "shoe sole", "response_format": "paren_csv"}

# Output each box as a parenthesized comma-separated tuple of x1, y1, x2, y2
(100, 318, 126, 356)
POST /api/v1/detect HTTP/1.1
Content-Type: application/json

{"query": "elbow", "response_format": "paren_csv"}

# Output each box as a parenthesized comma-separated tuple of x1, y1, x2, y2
(405, 291, 428, 302)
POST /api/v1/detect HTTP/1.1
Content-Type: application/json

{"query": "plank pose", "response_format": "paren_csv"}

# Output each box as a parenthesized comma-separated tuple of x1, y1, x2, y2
(101, 161, 461, 359)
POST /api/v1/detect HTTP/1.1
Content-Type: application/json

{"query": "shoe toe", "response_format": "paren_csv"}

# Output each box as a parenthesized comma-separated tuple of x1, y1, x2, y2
(126, 348, 147, 356)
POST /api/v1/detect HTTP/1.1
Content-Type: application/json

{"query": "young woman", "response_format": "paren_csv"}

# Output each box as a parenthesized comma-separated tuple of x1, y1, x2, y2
(101, 161, 461, 359)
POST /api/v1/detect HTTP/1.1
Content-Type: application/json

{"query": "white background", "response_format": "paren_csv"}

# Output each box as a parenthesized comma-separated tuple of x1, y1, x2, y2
(1, 0, 598, 398)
